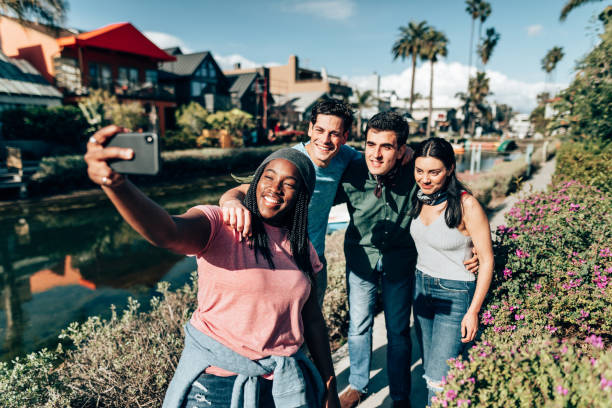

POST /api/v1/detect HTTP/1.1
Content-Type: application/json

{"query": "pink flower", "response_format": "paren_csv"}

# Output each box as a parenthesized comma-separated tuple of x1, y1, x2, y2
(585, 335, 604, 349)
(599, 248, 611, 257)
(534, 283, 542, 291)
(503, 268, 512, 278)
(569, 203, 582, 211)
(467, 377, 475, 384)
(514, 314, 525, 321)
(457, 399, 471, 406)
(446, 389, 458, 401)
(482, 311, 494, 325)
(515, 249, 530, 258)
(580, 310, 590, 318)
(600, 376, 612, 390)
(545, 325, 558, 334)
(454, 360, 465, 370)
(556, 385, 568, 395)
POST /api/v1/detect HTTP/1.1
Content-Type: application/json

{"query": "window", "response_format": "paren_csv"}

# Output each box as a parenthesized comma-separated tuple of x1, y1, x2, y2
(100, 65, 112, 88)
(89, 63, 99, 87)
(118, 67, 128, 87)
(129, 68, 139, 85)
(191, 81, 207, 97)
(195, 64, 208, 78)
(208, 62, 216, 78)
(145, 69, 158, 85)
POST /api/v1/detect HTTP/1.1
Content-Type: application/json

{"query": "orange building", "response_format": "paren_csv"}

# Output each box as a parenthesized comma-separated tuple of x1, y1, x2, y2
(1, 17, 177, 135)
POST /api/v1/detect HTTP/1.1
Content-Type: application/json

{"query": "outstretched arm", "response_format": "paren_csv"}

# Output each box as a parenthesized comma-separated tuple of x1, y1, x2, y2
(460, 194, 494, 343)
(302, 292, 339, 408)
(85, 125, 211, 255)
(219, 184, 252, 239)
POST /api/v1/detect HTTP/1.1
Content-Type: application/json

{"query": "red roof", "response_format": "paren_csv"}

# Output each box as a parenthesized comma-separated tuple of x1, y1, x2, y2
(57, 22, 175, 62)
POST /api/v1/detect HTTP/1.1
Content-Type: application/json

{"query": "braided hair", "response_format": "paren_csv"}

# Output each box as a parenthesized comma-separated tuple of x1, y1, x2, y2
(243, 163, 315, 284)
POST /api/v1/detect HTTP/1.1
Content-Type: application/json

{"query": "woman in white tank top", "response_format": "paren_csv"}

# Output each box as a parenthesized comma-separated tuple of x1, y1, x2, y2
(408, 137, 494, 405)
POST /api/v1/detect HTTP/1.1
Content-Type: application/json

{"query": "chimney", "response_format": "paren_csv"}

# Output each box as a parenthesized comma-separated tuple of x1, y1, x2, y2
(233, 62, 241, 70)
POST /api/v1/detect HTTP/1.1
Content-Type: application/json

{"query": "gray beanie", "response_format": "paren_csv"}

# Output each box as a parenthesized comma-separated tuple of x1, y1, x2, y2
(256, 148, 316, 196)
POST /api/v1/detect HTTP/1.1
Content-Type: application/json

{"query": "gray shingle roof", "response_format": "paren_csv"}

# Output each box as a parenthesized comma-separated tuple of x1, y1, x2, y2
(159, 52, 210, 76)
(0, 52, 62, 99)
(227, 72, 257, 99)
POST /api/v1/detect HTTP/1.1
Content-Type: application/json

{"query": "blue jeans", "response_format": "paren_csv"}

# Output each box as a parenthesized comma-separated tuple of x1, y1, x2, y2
(413, 269, 476, 404)
(181, 372, 274, 408)
(346, 267, 413, 401)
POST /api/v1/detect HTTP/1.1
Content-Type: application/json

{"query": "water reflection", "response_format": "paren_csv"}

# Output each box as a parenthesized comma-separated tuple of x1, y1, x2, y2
(0, 175, 235, 362)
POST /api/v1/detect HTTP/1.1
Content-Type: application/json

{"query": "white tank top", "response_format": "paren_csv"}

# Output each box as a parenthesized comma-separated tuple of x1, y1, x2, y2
(410, 212, 475, 281)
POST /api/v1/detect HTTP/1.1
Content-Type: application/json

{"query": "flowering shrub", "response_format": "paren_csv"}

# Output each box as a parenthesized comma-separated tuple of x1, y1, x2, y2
(431, 333, 612, 407)
(434, 180, 611, 406)
(553, 141, 612, 194)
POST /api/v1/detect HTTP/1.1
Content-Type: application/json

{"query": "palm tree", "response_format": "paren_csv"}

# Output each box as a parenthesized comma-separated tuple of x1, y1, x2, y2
(469, 72, 491, 105)
(420, 28, 449, 138)
(560, 0, 602, 21)
(0, 0, 67, 25)
(476, 1, 492, 69)
(392, 20, 430, 112)
(541, 46, 565, 81)
(465, 0, 482, 79)
(351, 89, 374, 139)
(477, 27, 500, 66)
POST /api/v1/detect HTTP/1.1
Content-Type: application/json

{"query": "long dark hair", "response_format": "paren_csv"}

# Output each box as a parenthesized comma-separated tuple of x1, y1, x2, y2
(410, 137, 471, 228)
(243, 163, 314, 283)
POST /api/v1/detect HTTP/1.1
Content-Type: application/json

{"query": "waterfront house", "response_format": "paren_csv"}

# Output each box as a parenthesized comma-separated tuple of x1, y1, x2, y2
(159, 47, 230, 119)
(1, 17, 177, 136)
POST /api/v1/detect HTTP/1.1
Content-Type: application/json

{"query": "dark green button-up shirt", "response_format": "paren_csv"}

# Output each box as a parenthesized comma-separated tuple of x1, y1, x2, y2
(335, 158, 417, 282)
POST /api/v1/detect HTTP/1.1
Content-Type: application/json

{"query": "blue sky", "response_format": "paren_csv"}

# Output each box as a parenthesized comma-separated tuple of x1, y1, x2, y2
(66, 0, 606, 112)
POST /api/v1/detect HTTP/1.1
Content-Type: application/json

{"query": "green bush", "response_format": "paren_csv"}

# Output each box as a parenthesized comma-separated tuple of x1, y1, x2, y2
(431, 334, 612, 407)
(433, 180, 612, 407)
(553, 141, 612, 194)
(162, 129, 199, 151)
(0, 106, 89, 147)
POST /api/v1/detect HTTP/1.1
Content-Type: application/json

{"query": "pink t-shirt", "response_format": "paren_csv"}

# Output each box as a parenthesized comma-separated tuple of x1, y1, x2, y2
(188, 206, 322, 376)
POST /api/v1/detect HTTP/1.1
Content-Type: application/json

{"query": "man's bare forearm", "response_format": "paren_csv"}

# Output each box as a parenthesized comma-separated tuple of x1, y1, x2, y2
(219, 184, 249, 206)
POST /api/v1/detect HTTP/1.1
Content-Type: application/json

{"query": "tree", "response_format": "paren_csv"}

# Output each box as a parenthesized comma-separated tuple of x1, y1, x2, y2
(392, 20, 430, 112)
(541, 46, 565, 84)
(476, 1, 492, 69)
(469, 72, 491, 106)
(465, 0, 482, 81)
(477, 27, 500, 66)
(0, 0, 67, 25)
(560, 0, 602, 21)
(351, 89, 374, 139)
(420, 28, 449, 138)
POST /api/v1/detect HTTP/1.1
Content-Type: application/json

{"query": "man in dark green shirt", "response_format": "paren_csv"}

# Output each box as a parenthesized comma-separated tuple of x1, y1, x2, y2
(336, 112, 415, 408)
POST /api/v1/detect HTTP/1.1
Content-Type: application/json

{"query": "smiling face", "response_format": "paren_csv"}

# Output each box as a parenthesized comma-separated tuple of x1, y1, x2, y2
(365, 129, 406, 176)
(305, 114, 348, 167)
(414, 156, 453, 195)
(256, 158, 301, 223)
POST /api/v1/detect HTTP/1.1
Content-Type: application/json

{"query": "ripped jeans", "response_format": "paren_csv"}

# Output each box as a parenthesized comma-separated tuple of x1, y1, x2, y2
(181, 372, 275, 408)
(413, 269, 475, 405)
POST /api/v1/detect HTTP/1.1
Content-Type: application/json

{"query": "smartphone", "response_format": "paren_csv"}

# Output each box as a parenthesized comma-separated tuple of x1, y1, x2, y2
(107, 132, 160, 176)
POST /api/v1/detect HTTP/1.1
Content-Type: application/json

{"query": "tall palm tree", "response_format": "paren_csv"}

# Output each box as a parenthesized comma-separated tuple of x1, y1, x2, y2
(560, 0, 602, 21)
(476, 1, 492, 69)
(469, 72, 491, 106)
(465, 0, 482, 79)
(351, 89, 374, 139)
(541, 46, 565, 80)
(420, 28, 449, 138)
(392, 20, 430, 112)
(0, 0, 67, 25)
(477, 27, 500, 66)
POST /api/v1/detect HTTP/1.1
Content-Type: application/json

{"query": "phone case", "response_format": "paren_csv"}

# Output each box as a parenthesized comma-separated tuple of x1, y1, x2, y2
(107, 132, 160, 175)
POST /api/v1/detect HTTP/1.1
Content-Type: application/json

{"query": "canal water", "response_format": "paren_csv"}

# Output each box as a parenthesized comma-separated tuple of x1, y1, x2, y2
(0, 150, 520, 362)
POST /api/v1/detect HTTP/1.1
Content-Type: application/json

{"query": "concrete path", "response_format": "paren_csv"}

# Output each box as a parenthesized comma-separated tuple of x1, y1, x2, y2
(332, 157, 557, 407)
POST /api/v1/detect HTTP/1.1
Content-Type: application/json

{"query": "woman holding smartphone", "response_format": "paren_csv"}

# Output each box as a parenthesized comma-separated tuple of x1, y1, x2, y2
(84, 125, 339, 408)
(409, 137, 493, 405)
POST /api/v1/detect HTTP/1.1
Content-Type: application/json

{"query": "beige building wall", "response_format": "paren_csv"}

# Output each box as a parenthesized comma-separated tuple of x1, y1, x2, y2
(0, 16, 62, 83)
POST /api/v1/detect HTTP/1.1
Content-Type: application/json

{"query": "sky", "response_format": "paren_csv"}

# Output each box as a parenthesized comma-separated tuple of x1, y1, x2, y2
(65, 0, 607, 112)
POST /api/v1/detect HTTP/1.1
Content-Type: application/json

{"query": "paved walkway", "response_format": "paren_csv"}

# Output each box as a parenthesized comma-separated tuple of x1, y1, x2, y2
(331, 157, 557, 407)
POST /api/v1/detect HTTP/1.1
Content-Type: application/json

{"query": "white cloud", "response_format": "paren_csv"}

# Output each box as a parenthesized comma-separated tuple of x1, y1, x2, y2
(213, 54, 281, 70)
(348, 60, 565, 113)
(283, 0, 355, 21)
(143, 31, 193, 53)
(526, 24, 543, 37)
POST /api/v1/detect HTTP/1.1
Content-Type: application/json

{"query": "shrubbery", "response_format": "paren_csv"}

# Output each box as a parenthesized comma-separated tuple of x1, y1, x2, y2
(553, 141, 611, 194)
(432, 180, 612, 407)
(0, 106, 89, 148)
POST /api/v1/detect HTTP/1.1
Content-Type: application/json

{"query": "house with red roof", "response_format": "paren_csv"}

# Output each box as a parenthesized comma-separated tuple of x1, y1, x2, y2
(1, 17, 177, 135)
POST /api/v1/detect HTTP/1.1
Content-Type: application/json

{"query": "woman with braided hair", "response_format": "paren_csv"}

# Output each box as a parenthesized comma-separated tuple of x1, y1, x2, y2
(84, 125, 339, 408)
